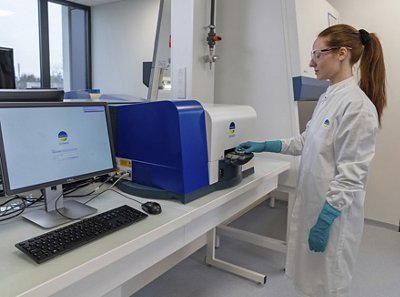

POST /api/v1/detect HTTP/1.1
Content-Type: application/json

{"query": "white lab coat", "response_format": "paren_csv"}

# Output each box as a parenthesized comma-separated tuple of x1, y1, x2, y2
(281, 77, 378, 297)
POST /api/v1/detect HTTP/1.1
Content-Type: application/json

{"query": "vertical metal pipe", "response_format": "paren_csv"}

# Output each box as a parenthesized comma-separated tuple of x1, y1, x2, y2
(210, 0, 215, 26)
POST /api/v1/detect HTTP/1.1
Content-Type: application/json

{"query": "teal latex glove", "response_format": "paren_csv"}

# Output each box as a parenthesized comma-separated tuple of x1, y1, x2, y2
(236, 140, 282, 154)
(308, 202, 341, 252)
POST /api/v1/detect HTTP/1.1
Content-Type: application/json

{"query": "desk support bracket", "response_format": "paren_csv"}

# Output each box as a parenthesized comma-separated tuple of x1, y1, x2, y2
(205, 228, 267, 284)
(204, 185, 296, 285)
(216, 225, 286, 253)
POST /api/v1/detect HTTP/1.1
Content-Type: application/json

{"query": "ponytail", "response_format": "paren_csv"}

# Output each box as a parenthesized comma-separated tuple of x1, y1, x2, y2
(359, 33, 386, 126)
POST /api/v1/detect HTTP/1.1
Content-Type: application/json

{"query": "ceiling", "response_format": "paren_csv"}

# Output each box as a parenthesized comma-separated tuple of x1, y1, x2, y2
(67, 0, 122, 7)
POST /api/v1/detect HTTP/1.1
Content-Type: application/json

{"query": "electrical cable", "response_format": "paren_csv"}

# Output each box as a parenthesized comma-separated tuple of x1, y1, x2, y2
(0, 194, 43, 221)
(64, 173, 116, 198)
(0, 207, 25, 221)
(0, 173, 129, 222)
(104, 188, 145, 206)
(82, 172, 129, 205)
(54, 172, 129, 220)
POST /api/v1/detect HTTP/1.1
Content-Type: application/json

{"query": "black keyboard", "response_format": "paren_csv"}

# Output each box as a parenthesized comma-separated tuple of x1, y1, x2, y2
(15, 205, 148, 264)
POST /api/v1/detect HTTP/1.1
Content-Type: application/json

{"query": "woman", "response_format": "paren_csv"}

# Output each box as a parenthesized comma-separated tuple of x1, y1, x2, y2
(237, 24, 386, 297)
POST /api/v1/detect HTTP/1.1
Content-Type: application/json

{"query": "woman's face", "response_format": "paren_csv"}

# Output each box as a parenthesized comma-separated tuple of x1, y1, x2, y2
(309, 37, 343, 84)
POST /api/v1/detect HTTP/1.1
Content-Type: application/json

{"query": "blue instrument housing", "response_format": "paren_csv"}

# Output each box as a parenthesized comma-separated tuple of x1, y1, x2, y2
(111, 100, 210, 203)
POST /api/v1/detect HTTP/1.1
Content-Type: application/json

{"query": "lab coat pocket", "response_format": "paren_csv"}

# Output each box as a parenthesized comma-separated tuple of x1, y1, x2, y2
(333, 190, 365, 286)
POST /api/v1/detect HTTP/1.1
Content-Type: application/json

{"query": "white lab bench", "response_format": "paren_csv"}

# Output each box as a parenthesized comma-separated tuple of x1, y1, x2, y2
(0, 157, 290, 297)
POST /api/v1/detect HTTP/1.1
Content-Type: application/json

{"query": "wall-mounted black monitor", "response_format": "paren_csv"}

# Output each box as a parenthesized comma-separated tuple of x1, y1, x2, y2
(0, 102, 116, 228)
(0, 47, 16, 89)
(0, 89, 64, 102)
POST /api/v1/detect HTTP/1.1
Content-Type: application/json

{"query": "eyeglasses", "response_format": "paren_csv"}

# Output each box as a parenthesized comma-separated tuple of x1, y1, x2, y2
(310, 47, 340, 60)
(310, 46, 352, 61)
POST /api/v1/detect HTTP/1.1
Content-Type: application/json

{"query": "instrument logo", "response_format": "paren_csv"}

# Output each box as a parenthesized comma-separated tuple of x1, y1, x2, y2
(229, 122, 236, 137)
(58, 131, 68, 142)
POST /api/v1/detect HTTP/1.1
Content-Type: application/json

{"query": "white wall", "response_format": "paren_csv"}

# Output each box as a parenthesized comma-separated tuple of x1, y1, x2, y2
(170, 0, 215, 103)
(91, 0, 159, 97)
(214, 0, 300, 187)
(214, 0, 336, 188)
(328, 0, 400, 226)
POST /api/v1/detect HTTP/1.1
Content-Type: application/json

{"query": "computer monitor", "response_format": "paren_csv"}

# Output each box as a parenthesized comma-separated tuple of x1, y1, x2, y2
(0, 47, 16, 89)
(0, 102, 116, 228)
(0, 89, 64, 102)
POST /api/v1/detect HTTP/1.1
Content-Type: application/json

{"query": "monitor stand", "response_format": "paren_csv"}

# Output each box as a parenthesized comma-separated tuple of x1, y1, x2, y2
(23, 185, 97, 229)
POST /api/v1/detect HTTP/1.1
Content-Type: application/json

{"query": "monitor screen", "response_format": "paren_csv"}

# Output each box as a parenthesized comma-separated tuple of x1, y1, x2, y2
(0, 102, 116, 228)
(0, 47, 16, 89)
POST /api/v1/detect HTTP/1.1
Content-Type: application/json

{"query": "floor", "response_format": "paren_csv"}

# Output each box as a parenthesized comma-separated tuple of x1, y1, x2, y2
(132, 200, 400, 297)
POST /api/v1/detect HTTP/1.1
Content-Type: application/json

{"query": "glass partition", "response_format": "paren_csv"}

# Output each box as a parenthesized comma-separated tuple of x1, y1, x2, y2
(148, 0, 171, 100)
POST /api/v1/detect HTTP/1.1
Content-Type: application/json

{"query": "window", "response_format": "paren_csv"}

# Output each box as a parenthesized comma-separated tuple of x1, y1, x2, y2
(48, 1, 91, 90)
(0, 0, 41, 88)
(0, 0, 91, 90)
(49, 2, 63, 88)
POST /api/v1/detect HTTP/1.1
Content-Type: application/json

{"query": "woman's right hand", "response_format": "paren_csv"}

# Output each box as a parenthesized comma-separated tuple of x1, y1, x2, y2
(236, 140, 282, 154)
(235, 141, 266, 154)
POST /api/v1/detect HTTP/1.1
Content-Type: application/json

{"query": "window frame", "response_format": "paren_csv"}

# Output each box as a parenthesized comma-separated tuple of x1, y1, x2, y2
(38, 0, 91, 89)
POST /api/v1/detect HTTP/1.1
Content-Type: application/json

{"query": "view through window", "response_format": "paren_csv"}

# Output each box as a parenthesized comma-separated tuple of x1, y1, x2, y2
(0, 0, 90, 91)
(0, 0, 41, 88)
(49, 2, 63, 89)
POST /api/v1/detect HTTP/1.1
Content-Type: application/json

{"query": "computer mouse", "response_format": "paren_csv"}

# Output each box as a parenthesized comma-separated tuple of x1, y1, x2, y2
(141, 201, 162, 215)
